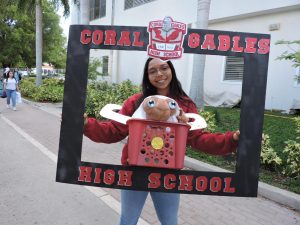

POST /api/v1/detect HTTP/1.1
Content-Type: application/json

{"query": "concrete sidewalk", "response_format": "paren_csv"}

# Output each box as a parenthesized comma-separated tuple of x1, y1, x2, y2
(1, 98, 299, 225)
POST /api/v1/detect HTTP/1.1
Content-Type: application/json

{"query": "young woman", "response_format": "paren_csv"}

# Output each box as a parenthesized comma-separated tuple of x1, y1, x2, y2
(3, 70, 19, 111)
(83, 58, 240, 225)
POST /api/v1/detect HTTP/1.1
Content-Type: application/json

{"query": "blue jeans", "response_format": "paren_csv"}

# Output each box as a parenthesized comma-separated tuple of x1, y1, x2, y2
(6, 89, 16, 107)
(119, 190, 180, 225)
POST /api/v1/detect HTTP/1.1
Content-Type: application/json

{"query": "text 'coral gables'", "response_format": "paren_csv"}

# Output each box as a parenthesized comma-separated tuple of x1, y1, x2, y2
(80, 28, 270, 55)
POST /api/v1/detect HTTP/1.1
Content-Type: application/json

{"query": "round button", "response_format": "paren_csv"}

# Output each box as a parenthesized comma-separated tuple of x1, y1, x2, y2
(151, 137, 164, 150)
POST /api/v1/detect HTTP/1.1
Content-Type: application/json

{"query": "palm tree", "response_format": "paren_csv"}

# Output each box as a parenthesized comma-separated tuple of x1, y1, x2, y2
(15, 0, 70, 86)
(189, 0, 211, 108)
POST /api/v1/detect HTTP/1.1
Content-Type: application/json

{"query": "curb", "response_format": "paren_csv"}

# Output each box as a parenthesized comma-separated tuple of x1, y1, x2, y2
(23, 99, 300, 211)
(185, 156, 300, 211)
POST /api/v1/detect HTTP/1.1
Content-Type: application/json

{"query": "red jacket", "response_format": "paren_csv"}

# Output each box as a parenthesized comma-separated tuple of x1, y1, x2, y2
(83, 93, 238, 165)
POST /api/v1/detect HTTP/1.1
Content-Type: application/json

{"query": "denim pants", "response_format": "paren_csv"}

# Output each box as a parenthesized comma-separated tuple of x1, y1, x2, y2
(6, 89, 16, 107)
(119, 190, 180, 225)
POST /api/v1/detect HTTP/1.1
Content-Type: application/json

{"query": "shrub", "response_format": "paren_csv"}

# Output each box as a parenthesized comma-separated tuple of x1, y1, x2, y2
(260, 134, 282, 171)
(199, 110, 216, 132)
(283, 140, 300, 177)
(20, 77, 64, 102)
(282, 117, 300, 177)
(85, 80, 141, 119)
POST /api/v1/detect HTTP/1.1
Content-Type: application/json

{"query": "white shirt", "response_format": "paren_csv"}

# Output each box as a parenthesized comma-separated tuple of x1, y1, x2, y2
(4, 78, 18, 90)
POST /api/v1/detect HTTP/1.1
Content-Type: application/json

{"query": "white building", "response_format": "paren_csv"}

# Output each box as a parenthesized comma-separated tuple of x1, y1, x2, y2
(71, 0, 300, 112)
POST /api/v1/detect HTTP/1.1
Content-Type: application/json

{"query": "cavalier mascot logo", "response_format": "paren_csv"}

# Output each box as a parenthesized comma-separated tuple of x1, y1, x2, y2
(148, 16, 187, 60)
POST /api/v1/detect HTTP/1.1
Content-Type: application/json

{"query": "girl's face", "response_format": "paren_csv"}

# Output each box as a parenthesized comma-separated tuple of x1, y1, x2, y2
(148, 58, 172, 95)
(8, 71, 13, 78)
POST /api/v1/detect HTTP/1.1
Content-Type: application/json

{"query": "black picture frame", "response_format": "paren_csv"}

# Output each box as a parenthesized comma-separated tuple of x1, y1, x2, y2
(56, 25, 270, 197)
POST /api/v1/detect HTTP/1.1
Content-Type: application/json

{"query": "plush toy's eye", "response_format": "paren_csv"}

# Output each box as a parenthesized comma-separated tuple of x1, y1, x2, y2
(147, 100, 156, 108)
(169, 101, 177, 109)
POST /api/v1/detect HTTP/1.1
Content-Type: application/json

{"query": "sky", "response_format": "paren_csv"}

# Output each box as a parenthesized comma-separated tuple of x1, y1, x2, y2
(58, 6, 71, 39)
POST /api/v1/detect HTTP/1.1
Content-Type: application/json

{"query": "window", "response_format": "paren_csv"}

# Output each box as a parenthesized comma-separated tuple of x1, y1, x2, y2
(100, 0, 106, 18)
(102, 56, 109, 75)
(90, 0, 106, 21)
(223, 56, 244, 81)
(124, 0, 156, 10)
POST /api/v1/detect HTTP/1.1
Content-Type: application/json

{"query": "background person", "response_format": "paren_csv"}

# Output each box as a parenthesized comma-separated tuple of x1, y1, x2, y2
(3, 70, 19, 111)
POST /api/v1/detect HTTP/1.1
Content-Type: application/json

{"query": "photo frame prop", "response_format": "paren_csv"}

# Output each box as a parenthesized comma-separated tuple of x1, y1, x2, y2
(56, 23, 270, 197)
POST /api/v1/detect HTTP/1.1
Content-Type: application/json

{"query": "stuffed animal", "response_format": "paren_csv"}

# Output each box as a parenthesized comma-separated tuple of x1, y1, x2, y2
(100, 96, 207, 130)
(132, 95, 189, 123)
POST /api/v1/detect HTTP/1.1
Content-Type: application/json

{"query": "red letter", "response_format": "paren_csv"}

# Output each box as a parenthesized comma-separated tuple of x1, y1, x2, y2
(244, 37, 257, 53)
(258, 38, 270, 54)
(94, 168, 102, 183)
(178, 175, 194, 191)
(195, 176, 208, 191)
(164, 174, 176, 190)
(78, 166, 92, 182)
(104, 30, 117, 45)
(92, 30, 104, 45)
(133, 32, 144, 47)
(201, 34, 216, 50)
(148, 173, 161, 188)
(103, 169, 115, 185)
(223, 177, 236, 193)
(188, 33, 200, 48)
(117, 31, 131, 46)
(210, 177, 222, 192)
(231, 36, 244, 52)
(80, 29, 92, 44)
(218, 35, 230, 51)
(118, 170, 133, 186)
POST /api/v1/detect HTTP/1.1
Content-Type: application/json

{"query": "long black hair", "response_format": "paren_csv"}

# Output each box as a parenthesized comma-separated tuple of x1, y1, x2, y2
(135, 57, 189, 109)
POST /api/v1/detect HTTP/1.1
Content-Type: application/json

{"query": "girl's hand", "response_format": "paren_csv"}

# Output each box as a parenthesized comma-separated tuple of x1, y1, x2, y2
(84, 113, 88, 126)
(233, 130, 240, 141)
(176, 108, 189, 123)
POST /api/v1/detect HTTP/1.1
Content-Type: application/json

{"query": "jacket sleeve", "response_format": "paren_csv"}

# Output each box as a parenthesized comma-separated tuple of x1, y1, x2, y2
(185, 101, 238, 155)
(83, 95, 137, 143)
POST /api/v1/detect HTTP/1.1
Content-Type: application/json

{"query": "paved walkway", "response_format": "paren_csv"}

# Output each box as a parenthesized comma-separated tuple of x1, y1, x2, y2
(1, 98, 299, 225)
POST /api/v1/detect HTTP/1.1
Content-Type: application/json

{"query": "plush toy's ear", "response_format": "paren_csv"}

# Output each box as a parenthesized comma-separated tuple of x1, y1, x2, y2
(132, 102, 147, 119)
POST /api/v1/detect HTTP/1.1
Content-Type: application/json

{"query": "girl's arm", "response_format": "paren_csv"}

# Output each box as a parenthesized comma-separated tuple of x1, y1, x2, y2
(83, 94, 140, 144)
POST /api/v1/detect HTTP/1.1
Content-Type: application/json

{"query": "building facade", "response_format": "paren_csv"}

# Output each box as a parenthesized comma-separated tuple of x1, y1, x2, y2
(71, 0, 300, 112)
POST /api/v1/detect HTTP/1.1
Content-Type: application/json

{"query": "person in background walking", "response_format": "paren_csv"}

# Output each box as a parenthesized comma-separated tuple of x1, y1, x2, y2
(3, 70, 19, 111)
(14, 68, 20, 83)
(3, 67, 10, 79)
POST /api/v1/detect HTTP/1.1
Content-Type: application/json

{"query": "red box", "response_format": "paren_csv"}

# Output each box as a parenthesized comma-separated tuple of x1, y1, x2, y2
(126, 119, 190, 169)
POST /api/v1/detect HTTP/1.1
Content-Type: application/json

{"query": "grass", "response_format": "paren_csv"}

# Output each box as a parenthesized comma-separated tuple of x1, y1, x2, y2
(188, 106, 300, 194)
(204, 106, 298, 158)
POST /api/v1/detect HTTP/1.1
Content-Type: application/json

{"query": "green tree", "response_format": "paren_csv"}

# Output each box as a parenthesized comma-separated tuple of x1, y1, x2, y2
(88, 58, 103, 81)
(12, 0, 69, 86)
(276, 40, 300, 81)
(0, 1, 67, 69)
(42, 2, 67, 68)
(0, 4, 35, 67)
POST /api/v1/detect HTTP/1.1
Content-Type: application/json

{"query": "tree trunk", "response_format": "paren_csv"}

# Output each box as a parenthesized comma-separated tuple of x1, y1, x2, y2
(35, 0, 43, 86)
(189, 0, 211, 108)
(80, 0, 90, 24)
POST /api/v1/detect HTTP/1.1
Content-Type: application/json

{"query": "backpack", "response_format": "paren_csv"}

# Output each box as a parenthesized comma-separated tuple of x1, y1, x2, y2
(18, 72, 22, 80)
(3, 72, 8, 79)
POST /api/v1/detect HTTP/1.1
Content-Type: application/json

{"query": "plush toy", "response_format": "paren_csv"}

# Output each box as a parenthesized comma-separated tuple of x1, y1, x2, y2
(100, 96, 207, 130)
(132, 95, 188, 123)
